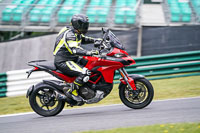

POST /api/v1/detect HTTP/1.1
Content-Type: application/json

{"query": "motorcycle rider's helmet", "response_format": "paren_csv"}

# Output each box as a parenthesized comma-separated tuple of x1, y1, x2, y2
(71, 14, 89, 34)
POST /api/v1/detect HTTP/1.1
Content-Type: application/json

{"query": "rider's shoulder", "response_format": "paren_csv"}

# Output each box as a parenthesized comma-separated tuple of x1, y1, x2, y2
(66, 29, 76, 41)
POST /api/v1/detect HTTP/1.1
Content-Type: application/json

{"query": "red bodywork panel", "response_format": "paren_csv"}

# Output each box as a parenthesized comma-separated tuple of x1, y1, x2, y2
(34, 67, 39, 71)
(122, 56, 136, 66)
(97, 66, 120, 83)
(82, 48, 135, 83)
(83, 56, 123, 83)
(83, 54, 124, 83)
(52, 71, 76, 83)
(33, 66, 76, 83)
(106, 48, 136, 66)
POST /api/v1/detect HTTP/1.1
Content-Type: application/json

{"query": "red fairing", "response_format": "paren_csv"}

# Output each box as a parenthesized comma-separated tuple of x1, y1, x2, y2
(52, 71, 76, 83)
(83, 56, 100, 70)
(122, 56, 136, 66)
(83, 47, 136, 83)
(97, 66, 120, 83)
(83, 56, 123, 83)
(83, 56, 123, 70)
(107, 47, 128, 56)
(107, 48, 136, 66)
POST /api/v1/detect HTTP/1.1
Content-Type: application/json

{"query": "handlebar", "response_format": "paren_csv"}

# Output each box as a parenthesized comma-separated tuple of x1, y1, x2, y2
(92, 28, 112, 57)
(94, 28, 111, 50)
(92, 54, 107, 59)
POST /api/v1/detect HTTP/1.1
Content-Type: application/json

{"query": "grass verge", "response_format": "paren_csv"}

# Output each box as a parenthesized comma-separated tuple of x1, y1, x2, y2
(81, 122, 200, 133)
(0, 76, 200, 115)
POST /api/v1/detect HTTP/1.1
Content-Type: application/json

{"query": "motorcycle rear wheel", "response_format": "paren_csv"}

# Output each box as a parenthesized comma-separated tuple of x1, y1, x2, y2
(119, 78, 154, 109)
(29, 83, 65, 117)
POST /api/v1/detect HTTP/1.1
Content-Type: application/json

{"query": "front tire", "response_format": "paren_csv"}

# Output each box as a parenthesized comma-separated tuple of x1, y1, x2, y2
(119, 78, 154, 109)
(29, 83, 65, 117)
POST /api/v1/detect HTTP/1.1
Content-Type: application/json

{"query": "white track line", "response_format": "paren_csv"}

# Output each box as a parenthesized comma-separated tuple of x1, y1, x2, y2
(0, 112, 35, 118)
(153, 96, 200, 102)
(0, 96, 200, 118)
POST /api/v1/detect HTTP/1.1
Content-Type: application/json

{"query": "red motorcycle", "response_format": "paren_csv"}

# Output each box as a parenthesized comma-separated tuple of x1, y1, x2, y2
(26, 28, 154, 117)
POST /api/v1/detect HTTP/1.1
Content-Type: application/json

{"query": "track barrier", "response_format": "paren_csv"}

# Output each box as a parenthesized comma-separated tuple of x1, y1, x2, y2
(0, 50, 200, 97)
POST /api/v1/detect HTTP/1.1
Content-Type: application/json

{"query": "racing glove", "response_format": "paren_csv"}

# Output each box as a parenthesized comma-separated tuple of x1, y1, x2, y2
(94, 39, 102, 48)
(86, 50, 99, 56)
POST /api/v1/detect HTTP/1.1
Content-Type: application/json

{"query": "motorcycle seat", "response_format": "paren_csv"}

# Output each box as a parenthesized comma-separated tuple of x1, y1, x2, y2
(38, 61, 75, 77)
(29, 60, 74, 77)
(37, 61, 57, 71)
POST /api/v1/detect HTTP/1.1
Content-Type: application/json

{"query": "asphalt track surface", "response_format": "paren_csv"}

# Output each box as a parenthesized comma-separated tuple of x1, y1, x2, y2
(0, 97, 200, 133)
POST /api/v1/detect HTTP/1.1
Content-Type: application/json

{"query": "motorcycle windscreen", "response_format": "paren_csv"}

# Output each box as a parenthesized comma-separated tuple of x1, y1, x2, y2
(107, 30, 125, 50)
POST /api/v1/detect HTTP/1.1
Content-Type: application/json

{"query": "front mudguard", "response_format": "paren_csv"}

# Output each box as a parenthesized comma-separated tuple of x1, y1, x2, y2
(127, 74, 145, 80)
(119, 74, 145, 89)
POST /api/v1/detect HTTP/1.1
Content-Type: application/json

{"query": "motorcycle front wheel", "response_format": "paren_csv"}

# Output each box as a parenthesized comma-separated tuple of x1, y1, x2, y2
(119, 78, 154, 109)
(29, 83, 65, 117)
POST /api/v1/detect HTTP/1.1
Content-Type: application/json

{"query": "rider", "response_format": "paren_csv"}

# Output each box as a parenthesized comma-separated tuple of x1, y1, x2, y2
(53, 14, 101, 105)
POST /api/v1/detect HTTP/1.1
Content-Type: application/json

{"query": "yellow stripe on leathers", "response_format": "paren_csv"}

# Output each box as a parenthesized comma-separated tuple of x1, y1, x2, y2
(66, 62, 73, 70)
(57, 27, 68, 36)
(54, 27, 73, 55)
(71, 61, 83, 71)
(66, 61, 83, 72)
(74, 81, 82, 86)
(64, 42, 73, 54)
(53, 39, 64, 55)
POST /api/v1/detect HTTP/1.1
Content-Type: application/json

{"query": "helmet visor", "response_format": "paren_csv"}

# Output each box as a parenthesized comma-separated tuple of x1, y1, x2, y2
(79, 22, 89, 34)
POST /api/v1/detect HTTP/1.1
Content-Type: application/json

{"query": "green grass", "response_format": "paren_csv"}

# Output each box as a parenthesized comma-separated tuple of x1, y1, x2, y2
(0, 76, 200, 115)
(0, 95, 32, 114)
(81, 123, 200, 133)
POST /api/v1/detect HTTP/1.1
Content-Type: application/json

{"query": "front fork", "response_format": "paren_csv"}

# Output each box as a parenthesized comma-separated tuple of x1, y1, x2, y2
(118, 68, 137, 90)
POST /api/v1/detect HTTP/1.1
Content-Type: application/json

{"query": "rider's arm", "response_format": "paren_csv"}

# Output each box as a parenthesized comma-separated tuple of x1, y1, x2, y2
(81, 34, 102, 44)
(65, 33, 92, 56)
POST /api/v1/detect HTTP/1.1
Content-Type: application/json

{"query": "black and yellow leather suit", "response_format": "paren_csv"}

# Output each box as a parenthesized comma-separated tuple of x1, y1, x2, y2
(53, 26, 99, 104)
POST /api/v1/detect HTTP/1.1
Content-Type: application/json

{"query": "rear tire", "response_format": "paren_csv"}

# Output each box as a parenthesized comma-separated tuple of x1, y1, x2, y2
(29, 83, 65, 117)
(119, 78, 154, 109)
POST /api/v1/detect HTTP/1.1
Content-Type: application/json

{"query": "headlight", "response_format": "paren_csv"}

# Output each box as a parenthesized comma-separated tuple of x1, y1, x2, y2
(114, 53, 127, 58)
